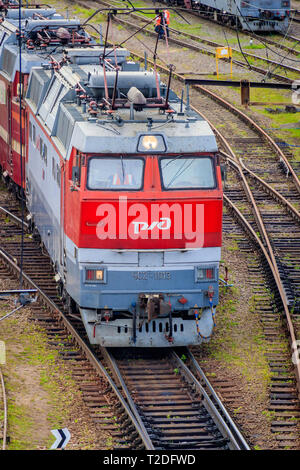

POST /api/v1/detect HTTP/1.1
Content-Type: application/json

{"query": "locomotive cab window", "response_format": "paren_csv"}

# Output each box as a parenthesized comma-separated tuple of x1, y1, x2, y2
(160, 156, 216, 190)
(87, 157, 144, 190)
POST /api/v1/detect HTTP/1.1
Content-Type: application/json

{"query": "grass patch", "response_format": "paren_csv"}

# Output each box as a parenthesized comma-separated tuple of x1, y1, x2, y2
(73, 7, 105, 23)
(204, 260, 273, 400)
(247, 89, 300, 160)
(0, 309, 94, 449)
(244, 44, 266, 50)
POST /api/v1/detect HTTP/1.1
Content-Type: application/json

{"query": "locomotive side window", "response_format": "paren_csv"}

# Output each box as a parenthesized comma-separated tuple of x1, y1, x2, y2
(87, 157, 144, 190)
(71, 153, 85, 187)
(160, 156, 216, 190)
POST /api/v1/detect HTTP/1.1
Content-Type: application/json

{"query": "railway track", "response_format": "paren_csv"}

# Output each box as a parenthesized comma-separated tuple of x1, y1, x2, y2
(0, 367, 7, 450)
(0, 198, 249, 450)
(129, 32, 300, 445)
(103, 347, 249, 449)
(72, 2, 300, 406)
(0, 2, 299, 448)
(93, 0, 300, 58)
(185, 3, 300, 56)
(178, 3, 300, 55)
(288, 11, 300, 39)
(181, 82, 300, 405)
(0, 169, 299, 448)
(0, 199, 152, 449)
(85, 0, 299, 83)
(223, 199, 300, 448)
(194, 94, 300, 425)
(186, 7, 300, 55)
(1, 94, 300, 450)
(192, 208, 300, 449)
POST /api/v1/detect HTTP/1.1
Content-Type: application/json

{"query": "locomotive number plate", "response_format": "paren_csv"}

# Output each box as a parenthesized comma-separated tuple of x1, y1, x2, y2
(132, 271, 171, 281)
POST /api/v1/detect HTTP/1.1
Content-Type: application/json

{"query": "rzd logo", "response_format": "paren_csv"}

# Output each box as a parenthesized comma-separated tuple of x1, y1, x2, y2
(132, 217, 171, 235)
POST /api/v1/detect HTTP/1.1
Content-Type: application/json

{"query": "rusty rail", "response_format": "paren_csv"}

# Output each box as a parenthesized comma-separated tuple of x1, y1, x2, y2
(0, 367, 7, 450)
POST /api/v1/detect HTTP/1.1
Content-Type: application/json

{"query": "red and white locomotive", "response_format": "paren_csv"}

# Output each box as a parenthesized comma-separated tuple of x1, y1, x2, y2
(0, 5, 223, 347)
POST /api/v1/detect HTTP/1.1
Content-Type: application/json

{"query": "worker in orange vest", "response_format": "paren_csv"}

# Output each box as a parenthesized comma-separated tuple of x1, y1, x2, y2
(154, 10, 170, 40)
(155, 12, 164, 40)
(164, 9, 170, 38)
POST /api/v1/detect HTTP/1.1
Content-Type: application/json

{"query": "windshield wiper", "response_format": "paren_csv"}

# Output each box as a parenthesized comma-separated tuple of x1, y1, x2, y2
(166, 159, 195, 188)
(162, 154, 184, 169)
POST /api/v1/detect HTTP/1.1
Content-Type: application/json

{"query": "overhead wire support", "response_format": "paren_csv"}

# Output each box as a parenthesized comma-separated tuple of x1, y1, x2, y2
(111, 68, 119, 109)
(102, 11, 111, 61)
(153, 30, 161, 100)
(114, 15, 157, 50)
(82, 6, 190, 25)
(164, 64, 176, 108)
(80, 4, 185, 70)
(122, 0, 136, 12)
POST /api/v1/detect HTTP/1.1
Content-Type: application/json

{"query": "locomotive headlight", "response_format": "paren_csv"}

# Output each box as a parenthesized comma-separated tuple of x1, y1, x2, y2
(85, 268, 106, 283)
(138, 134, 166, 152)
(142, 135, 158, 150)
(95, 270, 104, 280)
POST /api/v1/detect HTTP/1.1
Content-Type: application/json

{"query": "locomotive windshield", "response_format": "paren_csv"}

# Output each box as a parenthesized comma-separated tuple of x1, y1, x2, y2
(160, 156, 216, 190)
(87, 157, 144, 190)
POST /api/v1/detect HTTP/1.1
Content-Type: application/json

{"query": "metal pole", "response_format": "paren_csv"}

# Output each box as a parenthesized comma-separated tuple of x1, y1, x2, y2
(99, 24, 103, 46)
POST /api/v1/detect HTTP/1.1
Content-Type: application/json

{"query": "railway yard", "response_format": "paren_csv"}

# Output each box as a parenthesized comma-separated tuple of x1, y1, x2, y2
(0, 0, 300, 454)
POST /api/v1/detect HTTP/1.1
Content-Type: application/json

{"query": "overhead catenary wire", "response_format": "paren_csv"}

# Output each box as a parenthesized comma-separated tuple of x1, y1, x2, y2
(82, 0, 300, 63)
(140, 0, 300, 68)
(261, 12, 300, 78)
(102, 13, 170, 67)
(212, 0, 231, 49)
(234, 14, 252, 68)
(160, 0, 300, 64)
(212, 0, 300, 65)
(103, 14, 171, 68)
(211, 0, 299, 81)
